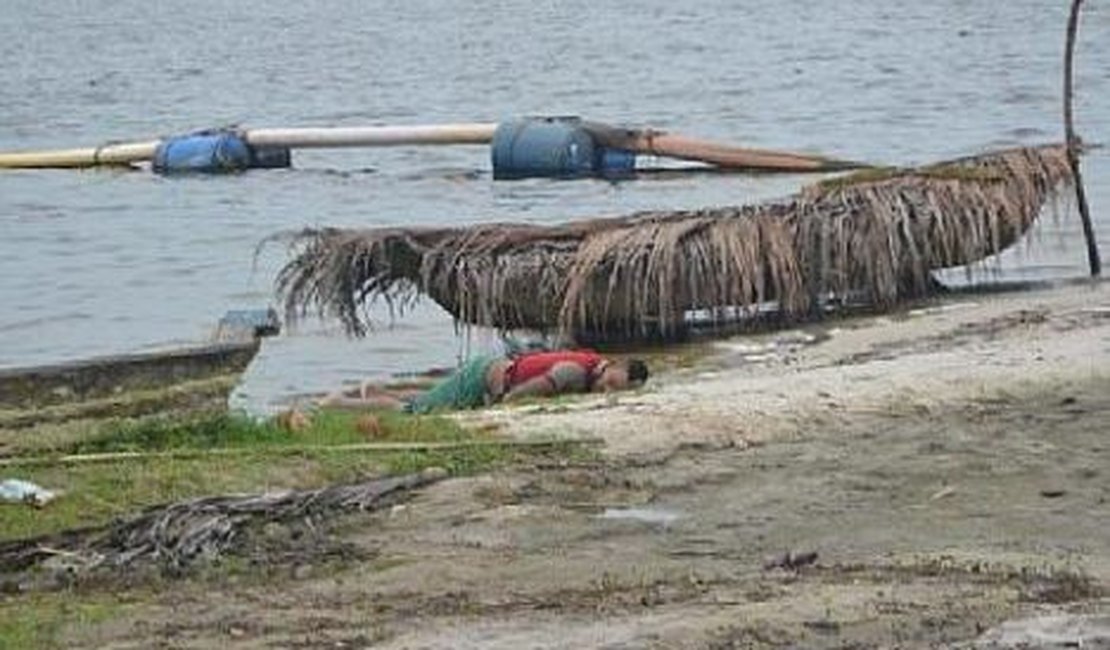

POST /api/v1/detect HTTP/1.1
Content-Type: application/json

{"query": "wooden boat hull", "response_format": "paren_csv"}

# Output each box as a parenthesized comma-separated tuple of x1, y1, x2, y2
(0, 340, 261, 430)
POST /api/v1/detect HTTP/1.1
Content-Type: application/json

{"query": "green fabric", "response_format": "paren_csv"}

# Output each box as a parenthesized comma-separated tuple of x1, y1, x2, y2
(407, 355, 498, 414)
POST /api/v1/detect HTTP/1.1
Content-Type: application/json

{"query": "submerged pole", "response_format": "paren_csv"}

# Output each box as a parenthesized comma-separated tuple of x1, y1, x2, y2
(586, 124, 862, 172)
(1064, 0, 1101, 276)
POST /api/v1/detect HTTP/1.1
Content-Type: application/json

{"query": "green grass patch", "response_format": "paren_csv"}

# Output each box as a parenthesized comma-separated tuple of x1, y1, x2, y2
(0, 411, 595, 647)
(0, 419, 104, 458)
(0, 409, 503, 541)
(0, 591, 125, 650)
(69, 412, 300, 452)
(68, 408, 478, 454)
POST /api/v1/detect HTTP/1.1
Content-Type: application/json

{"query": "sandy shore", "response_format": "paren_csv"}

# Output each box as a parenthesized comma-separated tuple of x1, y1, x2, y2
(60, 282, 1110, 648)
(468, 281, 1110, 457)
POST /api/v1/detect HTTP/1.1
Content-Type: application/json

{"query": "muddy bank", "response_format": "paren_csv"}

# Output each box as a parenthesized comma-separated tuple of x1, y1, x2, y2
(21, 282, 1110, 648)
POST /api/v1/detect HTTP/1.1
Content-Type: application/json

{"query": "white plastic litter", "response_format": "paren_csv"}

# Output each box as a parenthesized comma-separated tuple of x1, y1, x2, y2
(0, 478, 58, 507)
(976, 614, 1110, 648)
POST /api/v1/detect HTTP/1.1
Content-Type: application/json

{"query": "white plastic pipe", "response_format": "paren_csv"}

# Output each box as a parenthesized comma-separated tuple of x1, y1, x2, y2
(244, 123, 498, 149)
(0, 140, 159, 169)
(0, 124, 498, 169)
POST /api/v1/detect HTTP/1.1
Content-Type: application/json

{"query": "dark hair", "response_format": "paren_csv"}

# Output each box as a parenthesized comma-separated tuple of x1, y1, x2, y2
(626, 359, 649, 385)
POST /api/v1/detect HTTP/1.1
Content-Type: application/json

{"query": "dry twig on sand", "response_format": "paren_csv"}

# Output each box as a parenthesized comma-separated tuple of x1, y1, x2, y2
(0, 471, 443, 576)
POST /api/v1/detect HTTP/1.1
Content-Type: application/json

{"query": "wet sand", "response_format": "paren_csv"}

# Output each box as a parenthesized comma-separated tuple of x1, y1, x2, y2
(61, 282, 1110, 648)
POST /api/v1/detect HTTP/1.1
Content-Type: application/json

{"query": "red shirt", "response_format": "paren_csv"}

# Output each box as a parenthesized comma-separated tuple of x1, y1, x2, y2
(505, 350, 603, 388)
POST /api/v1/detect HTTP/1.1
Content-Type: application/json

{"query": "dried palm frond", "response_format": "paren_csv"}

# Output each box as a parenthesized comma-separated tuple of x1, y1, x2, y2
(0, 471, 441, 577)
(276, 144, 1072, 339)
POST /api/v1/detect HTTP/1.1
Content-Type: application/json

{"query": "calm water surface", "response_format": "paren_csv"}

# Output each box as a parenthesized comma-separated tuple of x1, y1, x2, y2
(1, 1, 1107, 411)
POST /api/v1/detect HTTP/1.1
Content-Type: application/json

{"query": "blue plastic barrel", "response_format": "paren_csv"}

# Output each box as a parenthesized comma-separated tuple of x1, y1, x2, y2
(152, 130, 291, 174)
(597, 147, 637, 178)
(491, 117, 636, 180)
(491, 117, 598, 180)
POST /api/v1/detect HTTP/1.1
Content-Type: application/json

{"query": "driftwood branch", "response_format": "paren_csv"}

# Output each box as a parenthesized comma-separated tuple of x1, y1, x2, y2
(0, 471, 445, 576)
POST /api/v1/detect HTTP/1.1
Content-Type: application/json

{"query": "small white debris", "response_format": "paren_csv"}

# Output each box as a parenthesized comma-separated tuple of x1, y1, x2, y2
(0, 479, 58, 507)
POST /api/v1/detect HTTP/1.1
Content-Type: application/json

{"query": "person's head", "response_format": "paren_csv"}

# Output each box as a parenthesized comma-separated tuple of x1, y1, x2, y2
(593, 358, 650, 392)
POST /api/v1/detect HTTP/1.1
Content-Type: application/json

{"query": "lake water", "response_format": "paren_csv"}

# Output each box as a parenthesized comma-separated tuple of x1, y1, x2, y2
(1, 0, 1107, 412)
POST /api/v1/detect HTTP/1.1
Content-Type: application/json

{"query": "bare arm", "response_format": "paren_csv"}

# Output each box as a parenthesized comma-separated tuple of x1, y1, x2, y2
(316, 381, 423, 411)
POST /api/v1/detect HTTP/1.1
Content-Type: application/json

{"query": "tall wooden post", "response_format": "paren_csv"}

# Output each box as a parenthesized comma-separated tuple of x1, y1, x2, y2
(1064, 0, 1101, 276)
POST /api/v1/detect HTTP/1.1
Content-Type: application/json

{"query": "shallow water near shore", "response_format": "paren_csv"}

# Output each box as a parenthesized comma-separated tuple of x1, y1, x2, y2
(1, 0, 1108, 412)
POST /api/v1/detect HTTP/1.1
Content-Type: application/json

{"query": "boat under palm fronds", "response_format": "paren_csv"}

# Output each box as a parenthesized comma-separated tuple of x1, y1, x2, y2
(275, 144, 1073, 340)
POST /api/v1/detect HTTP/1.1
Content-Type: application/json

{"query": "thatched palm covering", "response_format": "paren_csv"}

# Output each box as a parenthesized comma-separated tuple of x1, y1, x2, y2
(277, 144, 1072, 338)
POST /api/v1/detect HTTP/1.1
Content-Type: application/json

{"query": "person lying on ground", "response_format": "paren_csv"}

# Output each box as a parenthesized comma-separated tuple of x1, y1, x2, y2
(318, 349, 649, 414)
